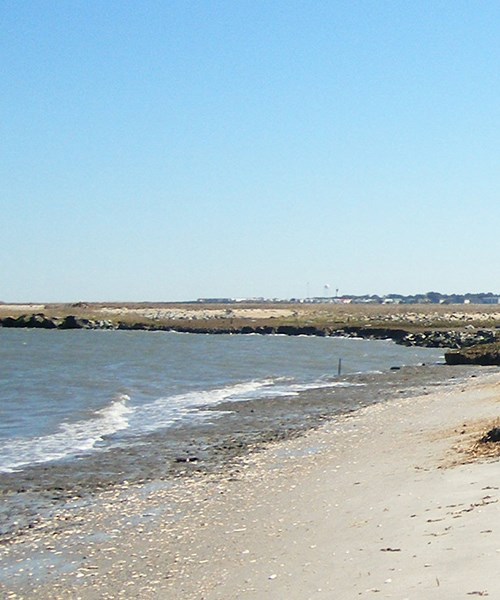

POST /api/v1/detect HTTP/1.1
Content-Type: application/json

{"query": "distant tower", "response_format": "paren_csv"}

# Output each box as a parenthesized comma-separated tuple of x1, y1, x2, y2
(324, 283, 330, 298)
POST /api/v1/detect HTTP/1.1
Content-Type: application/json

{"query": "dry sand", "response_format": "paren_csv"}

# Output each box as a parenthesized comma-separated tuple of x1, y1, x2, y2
(97, 306, 299, 321)
(1, 370, 500, 599)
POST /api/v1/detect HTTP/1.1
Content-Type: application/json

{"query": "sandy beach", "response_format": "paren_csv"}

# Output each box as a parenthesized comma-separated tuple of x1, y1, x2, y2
(1, 368, 500, 599)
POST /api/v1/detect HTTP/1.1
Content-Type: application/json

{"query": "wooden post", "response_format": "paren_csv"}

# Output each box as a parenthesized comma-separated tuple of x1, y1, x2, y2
(338, 358, 342, 376)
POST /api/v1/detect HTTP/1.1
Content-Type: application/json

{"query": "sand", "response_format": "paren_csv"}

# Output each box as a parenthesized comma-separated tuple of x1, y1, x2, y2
(98, 306, 299, 321)
(1, 370, 500, 599)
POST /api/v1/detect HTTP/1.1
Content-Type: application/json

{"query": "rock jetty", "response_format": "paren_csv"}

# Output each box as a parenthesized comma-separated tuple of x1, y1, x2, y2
(1, 312, 499, 353)
(445, 342, 500, 366)
(0, 313, 116, 330)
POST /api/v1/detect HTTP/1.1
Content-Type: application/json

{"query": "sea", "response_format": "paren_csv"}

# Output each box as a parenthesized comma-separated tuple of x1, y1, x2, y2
(0, 328, 445, 476)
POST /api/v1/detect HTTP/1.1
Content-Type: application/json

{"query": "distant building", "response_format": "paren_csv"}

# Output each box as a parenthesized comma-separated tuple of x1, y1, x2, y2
(197, 298, 234, 304)
(482, 297, 500, 304)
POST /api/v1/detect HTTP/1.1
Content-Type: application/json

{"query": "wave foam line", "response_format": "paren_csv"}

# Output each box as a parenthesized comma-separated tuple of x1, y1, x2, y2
(131, 380, 277, 433)
(129, 378, 364, 435)
(0, 394, 133, 473)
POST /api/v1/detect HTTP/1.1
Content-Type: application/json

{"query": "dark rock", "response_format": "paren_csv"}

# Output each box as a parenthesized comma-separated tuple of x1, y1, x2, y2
(174, 456, 199, 463)
(0, 316, 25, 327)
(276, 325, 326, 336)
(445, 342, 500, 365)
(27, 314, 58, 329)
(338, 327, 409, 342)
(58, 315, 91, 329)
(0, 314, 58, 329)
(254, 326, 276, 335)
(403, 329, 497, 349)
(481, 427, 500, 443)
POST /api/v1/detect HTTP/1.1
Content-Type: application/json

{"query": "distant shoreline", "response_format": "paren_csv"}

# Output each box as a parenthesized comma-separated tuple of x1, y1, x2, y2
(1, 302, 499, 349)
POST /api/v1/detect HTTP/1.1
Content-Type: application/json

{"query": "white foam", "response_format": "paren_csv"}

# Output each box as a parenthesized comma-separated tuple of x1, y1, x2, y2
(0, 395, 133, 473)
(0, 378, 366, 472)
(236, 379, 365, 399)
(131, 380, 276, 433)
(127, 378, 365, 434)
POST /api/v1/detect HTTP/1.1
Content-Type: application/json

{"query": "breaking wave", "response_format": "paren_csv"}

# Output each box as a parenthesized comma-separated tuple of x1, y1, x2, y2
(0, 395, 132, 473)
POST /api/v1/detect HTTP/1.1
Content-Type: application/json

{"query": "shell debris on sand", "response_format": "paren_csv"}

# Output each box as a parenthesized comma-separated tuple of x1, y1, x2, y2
(1, 371, 500, 598)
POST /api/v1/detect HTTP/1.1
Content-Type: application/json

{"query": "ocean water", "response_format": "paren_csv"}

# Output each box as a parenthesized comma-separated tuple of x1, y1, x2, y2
(0, 329, 444, 474)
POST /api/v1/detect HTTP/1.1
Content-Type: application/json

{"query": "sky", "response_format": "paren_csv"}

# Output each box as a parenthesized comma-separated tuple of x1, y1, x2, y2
(2, 1, 500, 302)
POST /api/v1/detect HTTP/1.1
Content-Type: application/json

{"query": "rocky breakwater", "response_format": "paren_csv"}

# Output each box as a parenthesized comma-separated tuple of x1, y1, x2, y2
(0, 309, 500, 356)
(400, 328, 497, 348)
(445, 341, 500, 366)
(1, 312, 498, 354)
(0, 313, 116, 330)
(334, 326, 497, 349)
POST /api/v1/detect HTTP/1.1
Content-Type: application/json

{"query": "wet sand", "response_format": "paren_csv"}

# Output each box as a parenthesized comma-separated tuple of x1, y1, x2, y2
(1, 366, 500, 598)
(0, 365, 472, 539)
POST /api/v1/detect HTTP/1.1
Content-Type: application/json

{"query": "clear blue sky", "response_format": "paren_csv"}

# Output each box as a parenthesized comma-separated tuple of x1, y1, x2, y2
(2, 1, 499, 302)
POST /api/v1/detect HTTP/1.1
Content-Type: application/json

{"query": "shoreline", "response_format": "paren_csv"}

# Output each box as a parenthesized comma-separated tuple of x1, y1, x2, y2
(0, 362, 473, 540)
(1, 303, 499, 349)
(2, 367, 500, 598)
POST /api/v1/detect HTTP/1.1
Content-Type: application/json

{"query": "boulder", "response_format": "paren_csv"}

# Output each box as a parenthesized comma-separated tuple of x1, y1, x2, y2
(26, 313, 58, 328)
(445, 342, 500, 366)
(0, 314, 57, 328)
(58, 315, 92, 329)
(403, 329, 497, 349)
(276, 325, 326, 336)
(481, 427, 500, 443)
